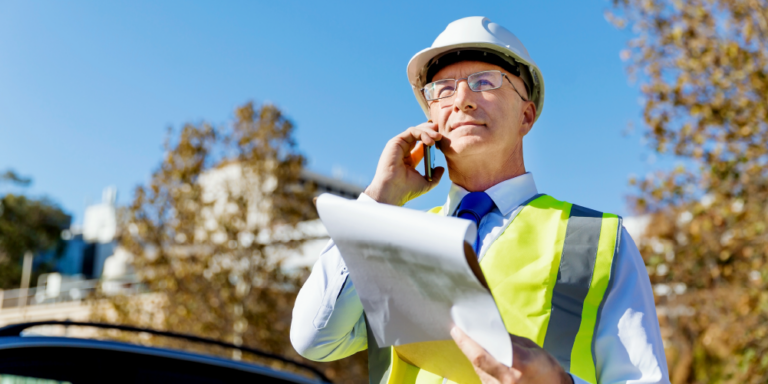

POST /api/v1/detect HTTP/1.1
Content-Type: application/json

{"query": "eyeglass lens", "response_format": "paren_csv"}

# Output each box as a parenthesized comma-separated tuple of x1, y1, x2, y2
(423, 71, 504, 102)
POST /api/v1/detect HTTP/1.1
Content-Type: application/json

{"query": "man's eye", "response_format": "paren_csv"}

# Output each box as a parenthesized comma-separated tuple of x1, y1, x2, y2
(471, 79, 494, 89)
(437, 86, 455, 97)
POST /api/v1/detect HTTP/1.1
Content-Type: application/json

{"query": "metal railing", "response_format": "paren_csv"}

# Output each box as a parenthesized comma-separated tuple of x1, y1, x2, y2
(0, 277, 141, 312)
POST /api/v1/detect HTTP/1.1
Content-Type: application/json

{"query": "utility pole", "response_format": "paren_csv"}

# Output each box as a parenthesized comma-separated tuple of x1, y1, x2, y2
(19, 251, 33, 320)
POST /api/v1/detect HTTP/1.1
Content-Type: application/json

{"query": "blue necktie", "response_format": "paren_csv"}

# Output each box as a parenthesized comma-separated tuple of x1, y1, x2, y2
(455, 192, 496, 255)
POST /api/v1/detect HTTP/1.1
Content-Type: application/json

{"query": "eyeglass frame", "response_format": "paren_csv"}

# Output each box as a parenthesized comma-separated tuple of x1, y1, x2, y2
(421, 70, 529, 103)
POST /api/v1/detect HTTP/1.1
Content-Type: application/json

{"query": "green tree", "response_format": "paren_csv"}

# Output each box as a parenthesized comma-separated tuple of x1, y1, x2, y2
(93, 102, 366, 383)
(0, 171, 70, 290)
(609, 1, 768, 382)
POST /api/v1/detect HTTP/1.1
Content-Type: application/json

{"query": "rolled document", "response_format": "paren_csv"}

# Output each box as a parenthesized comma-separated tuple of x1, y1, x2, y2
(316, 194, 512, 382)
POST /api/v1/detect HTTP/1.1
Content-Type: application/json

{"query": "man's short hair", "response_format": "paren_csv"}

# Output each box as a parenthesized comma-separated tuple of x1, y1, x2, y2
(425, 49, 532, 99)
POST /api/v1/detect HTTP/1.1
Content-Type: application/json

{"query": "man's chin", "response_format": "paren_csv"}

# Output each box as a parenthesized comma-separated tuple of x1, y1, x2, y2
(442, 136, 490, 156)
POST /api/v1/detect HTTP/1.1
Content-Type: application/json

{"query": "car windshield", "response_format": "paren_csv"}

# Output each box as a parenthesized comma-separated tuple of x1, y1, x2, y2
(0, 374, 71, 384)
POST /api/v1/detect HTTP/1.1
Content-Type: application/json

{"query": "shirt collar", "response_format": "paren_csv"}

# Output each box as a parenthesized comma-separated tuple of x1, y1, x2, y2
(442, 172, 538, 216)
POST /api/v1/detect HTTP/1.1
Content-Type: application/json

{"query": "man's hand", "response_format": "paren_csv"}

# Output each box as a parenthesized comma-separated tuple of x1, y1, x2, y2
(364, 122, 445, 206)
(451, 327, 574, 384)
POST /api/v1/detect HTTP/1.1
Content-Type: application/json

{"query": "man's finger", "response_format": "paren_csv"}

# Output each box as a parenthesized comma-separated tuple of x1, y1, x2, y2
(418, 123, 442, 144)
(451, 327, 489, 365)
(393, 127, 425, 159)
(425, 166, 445, 189)
(418, 120, 439, 134)
(393, 124, 441, 160)
(398, 127, 421, 145)
(400, 125, 441, 144)
(509, 334, 539, 349)
(451, 327, 510, 377)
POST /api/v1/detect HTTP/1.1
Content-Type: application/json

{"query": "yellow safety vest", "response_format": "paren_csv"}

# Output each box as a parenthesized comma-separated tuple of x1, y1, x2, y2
(365, 194, 621, 384)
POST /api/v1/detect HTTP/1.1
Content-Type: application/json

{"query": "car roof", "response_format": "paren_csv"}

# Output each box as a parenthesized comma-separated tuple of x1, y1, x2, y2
(0, 335, 324, 384)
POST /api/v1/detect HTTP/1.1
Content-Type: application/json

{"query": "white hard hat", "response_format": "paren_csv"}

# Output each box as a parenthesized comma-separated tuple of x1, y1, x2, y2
(407, 16, 545, 122)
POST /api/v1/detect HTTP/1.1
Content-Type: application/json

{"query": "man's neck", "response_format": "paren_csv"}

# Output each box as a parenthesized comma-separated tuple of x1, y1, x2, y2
(446, 147, 526, 192)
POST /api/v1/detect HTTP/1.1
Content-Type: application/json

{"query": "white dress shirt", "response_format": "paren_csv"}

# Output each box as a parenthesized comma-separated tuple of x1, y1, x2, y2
(291, 173, 670, 384)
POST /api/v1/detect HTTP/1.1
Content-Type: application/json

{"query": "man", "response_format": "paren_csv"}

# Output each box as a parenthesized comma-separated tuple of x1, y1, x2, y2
(291, 17, 669, 384)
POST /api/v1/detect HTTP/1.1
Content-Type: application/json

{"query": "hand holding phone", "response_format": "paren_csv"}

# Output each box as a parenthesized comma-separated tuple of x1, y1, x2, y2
(364, 121, 442, 206)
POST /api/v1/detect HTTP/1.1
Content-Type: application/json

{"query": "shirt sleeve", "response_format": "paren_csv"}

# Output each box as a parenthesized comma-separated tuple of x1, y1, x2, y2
(289, 194, 376, 361)
(584, 227, 670, 384)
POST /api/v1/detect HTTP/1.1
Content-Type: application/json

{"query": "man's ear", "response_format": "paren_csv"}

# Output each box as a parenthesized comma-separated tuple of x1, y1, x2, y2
(520, 101, 536, 136)
(428, 105, 440, 125)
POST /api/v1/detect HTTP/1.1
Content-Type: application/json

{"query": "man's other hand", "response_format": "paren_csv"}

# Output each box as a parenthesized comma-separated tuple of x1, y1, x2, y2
(451, 327, 574, 384)
(364, 122, 445, 206)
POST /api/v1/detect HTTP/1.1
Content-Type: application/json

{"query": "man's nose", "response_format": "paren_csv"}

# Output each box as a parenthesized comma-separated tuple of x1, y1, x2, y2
(451, 80, 477, 112)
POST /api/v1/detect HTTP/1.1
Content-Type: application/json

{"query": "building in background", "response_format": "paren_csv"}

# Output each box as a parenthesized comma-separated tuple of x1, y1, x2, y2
(0, 170, 363, 326)
(54, 187, 118, 279)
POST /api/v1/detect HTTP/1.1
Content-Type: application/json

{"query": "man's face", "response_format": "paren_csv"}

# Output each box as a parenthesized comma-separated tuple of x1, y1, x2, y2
(428, 61, 535, 165)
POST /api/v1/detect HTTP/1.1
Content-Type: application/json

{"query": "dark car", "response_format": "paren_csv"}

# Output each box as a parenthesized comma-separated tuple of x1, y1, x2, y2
(0, 321, 330, 384)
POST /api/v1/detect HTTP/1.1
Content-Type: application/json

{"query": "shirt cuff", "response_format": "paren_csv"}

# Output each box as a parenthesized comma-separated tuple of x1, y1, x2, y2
(570, 374, 590, 384)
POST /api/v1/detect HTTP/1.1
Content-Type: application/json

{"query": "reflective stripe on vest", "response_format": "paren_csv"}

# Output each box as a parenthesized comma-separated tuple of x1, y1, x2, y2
(366, 195, 620, 384)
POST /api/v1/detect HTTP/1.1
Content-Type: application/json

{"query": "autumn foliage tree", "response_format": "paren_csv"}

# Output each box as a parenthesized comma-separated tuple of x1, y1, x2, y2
(93, 102, 366, 383)
(609, 1, 768, 382)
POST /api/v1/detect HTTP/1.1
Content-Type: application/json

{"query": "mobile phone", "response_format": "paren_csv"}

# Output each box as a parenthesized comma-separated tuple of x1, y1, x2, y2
(424, 119, 437, 181)
(423, 142, 436, 181)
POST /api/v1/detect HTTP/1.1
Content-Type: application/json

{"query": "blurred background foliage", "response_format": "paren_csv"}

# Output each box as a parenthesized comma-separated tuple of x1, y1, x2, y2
(609, 0, 768, 382)
(90, 102, 366, 383)
(0, 171, 70, 290)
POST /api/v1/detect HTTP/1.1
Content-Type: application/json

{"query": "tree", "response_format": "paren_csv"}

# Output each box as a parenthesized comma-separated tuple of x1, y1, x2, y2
(609, 1, 768, 382)
(0, 171, 70, 290)
(92, 102, 367, 383)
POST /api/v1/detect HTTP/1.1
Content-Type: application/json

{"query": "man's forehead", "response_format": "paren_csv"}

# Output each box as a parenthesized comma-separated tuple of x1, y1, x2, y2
(432, 61, 506, 80)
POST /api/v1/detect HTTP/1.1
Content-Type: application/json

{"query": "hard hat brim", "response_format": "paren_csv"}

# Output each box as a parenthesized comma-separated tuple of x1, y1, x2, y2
(407, 42, 545, 122)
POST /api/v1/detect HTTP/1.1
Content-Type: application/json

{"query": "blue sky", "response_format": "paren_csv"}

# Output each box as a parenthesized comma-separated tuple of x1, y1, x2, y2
(0, 1, 656, 223)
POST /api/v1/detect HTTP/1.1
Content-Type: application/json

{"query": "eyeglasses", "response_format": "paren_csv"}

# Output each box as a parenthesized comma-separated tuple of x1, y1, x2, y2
(421, 70, 528, 102)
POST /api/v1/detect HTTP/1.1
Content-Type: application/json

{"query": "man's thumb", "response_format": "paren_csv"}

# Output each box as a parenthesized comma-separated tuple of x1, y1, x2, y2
(426, 167, 445, 190)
